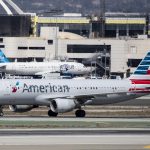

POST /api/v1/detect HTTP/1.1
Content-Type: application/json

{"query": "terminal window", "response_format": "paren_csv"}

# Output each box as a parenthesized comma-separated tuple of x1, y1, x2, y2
(48, 40, 53, 45)
(0, 45, 5, 48)
(18, 47, 28, 50)
(0, 16, 31, 37)
(127, 59, 141, 67)
(130, 46, 137, 54)
(0, 38, 3, 43)
(67, 45, 111, 53)
(29, 47, 45, 50)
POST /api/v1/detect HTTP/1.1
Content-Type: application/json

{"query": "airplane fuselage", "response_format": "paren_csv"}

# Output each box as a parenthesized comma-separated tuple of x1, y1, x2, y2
(0, 62, 91, 76)
(0, 79, 143, 106)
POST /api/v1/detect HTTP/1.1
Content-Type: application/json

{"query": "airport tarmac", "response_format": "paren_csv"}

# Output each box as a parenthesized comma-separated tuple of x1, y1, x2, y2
(3, 102, 150, 118)
(0, 129, 150, 150)
(0, 101, 150, 149)
(1, 117, 150, 122)
(0, 118, 149, 149)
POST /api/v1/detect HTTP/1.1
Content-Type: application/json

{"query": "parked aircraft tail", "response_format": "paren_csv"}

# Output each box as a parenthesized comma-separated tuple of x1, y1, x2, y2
(0, 50, 9, 63)
(129, 51, 150, 85)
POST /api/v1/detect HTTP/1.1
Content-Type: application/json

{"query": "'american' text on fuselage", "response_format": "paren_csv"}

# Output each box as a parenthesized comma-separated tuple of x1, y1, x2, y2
(22, 83, 70, 93)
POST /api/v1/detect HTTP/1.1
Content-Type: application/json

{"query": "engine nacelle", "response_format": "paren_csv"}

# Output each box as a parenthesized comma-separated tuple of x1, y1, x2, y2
(50, 99, 77, 113)
(9, 105, 37, 113)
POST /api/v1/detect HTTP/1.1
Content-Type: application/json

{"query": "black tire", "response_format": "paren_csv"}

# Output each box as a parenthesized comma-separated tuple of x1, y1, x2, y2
(48, 110, 58, 117)
(0, 112, 4, 117)
(75, 109, 86, 117)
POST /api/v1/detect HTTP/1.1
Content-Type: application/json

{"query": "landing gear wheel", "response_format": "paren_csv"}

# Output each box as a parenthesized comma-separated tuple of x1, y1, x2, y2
(75, 109, 86, 117)
(0, 112, 3, 117)
(48, 110, 58, 117)
(0, 105, 3, 117)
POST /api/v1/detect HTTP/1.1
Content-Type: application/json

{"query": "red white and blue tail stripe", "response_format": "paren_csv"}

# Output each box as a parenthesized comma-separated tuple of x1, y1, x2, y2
(129, 51, 150, 93)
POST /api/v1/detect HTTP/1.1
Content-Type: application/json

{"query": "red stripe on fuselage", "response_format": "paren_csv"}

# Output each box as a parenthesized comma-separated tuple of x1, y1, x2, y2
(129, 88, 150, 94)
(129, 88, 149, 91)
(130, 79, 150, 84)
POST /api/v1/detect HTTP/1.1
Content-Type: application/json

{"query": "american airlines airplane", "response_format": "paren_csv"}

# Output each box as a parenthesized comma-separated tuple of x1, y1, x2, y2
(0, 50, 92, 77)
(0, 51, 150, 117)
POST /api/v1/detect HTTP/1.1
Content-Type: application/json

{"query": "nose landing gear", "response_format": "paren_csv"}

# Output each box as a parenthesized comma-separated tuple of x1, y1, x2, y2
(48, 109, 58, 117)
(0, 106, 4, 117)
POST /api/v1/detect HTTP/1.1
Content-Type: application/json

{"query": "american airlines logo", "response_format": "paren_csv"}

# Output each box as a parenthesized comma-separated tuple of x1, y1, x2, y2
(12, 82, 20, 93)
(22, 83, 70, 93)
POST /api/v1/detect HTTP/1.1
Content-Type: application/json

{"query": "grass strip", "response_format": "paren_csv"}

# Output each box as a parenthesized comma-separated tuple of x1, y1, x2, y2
(0, 120, 150, 128)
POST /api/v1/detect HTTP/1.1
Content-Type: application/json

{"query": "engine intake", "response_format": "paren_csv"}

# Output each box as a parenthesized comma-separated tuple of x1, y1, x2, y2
(50, 99, 77, 113)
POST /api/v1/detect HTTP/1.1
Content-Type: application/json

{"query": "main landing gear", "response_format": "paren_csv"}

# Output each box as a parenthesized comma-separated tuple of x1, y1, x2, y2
(0, 106, 4, 117)
(47, 109, 86, 118)
(48, 109, 58, 117)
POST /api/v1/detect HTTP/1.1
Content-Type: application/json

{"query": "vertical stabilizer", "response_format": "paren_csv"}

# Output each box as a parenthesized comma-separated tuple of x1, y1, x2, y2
(0, 50, 9, 63)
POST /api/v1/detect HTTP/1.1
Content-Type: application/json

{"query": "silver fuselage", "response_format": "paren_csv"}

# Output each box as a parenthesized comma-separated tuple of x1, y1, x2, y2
(0, 79, 145, 106)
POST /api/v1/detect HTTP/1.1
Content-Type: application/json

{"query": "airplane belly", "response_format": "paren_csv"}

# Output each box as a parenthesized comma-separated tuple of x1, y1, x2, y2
(90, 93, 146, 105)
(14, 70, 33, 75)
(0, 95, 35, 105)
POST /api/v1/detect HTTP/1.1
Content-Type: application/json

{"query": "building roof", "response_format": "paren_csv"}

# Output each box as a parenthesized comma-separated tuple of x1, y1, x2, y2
(58, 32, 85, 40)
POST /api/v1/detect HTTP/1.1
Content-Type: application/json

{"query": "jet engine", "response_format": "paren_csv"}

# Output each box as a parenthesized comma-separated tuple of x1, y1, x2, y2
(9, 105, 38, 113)
(50, 99, 77, 113)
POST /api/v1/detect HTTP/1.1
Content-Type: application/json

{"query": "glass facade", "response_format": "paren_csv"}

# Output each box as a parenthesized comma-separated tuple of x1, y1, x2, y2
(0, 15, 31, 37)
(38, 23, 90, 37)
(105, 24, 145, 37)
(67, 45, 111, 53)
(127, 59, 141, 67)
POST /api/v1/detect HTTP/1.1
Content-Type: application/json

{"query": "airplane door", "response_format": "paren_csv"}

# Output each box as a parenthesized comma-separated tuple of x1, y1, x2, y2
(131, 81, 136, 92)
(11, 64, 17, 74)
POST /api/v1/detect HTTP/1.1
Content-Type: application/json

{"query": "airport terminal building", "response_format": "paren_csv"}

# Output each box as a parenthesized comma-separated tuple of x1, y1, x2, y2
(0, 10, 150, 78)
(1, 26, 150, 78)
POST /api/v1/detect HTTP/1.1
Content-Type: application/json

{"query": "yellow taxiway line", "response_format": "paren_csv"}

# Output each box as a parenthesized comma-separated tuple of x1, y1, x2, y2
(144, 145, 150, 149)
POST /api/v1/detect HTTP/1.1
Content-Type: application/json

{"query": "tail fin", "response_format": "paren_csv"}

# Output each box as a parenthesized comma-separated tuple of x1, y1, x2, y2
(130, 51, 150, 80)
(0, 50, 9, 63)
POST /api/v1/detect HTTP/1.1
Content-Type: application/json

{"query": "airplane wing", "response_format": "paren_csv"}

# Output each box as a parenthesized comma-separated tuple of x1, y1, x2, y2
(35, 92, 130, 104)
(35, 71, 60, 76)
